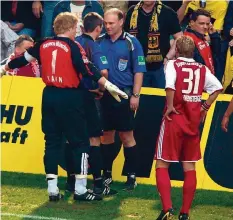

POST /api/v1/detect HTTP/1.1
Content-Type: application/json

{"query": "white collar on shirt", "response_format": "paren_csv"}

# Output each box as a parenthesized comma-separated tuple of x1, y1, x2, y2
(177, 57, 195, 62)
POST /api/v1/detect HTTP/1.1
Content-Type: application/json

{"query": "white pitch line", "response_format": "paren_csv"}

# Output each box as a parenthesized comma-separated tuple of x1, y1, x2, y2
(1, 213, 72, 220)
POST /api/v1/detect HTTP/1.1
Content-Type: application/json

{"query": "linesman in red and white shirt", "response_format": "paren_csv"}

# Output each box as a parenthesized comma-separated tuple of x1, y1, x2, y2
(154, 36, 223, 220)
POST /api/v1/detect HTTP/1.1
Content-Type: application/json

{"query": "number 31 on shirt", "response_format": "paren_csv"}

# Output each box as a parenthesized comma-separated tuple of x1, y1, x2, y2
(182, 67, 200, 94)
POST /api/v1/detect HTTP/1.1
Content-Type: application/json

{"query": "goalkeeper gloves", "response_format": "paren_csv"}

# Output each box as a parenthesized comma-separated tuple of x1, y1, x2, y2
(104, 80, 128, 102)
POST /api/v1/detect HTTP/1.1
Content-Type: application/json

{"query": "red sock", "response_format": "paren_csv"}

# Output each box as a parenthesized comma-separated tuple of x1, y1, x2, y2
(156, 168, 172, 212)
(181, 170, 197, 214)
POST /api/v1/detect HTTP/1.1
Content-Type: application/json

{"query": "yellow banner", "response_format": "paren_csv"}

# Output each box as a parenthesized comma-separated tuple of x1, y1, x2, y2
(1, 76, 233, 192)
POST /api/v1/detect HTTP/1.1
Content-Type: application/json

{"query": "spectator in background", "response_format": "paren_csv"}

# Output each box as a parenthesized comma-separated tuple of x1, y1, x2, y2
(32, 1, 59, 38)
(1, 20, 18, 62)
(6, 35, 40, 77)
(1, 1, 41, 38)
(162, 0, 182, 13)
(170, 0, 191, 24)
(127, 1, 140, 10)
(100, 0, 129, 14)
(53, 0, 104, 37)
(223, 0, 233, 93)
(124, 0, 182, 88)
(224, 0, 233, 42)
(184, 9, 221, 79)
(180, 0, 228, 32)
(180, 0, 229, 82)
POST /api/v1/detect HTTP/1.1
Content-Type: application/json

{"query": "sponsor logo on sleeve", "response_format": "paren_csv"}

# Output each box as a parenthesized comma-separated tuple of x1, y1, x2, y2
(100, 56, 108, 64)
(138, 56, 145, 65)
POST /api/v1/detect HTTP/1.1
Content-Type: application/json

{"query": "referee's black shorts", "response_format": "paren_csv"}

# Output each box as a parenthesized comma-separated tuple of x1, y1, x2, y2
(83, 90, 103, 137)
(101, 90, 135, 132)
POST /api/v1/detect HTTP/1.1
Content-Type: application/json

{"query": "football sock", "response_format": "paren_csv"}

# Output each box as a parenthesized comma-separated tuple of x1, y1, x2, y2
(156, 168, 172, 212)
(94, 177, 103, 189)
(89, 146, 102, 179)
(123, 145, 137, 175)
(65, 143, 75, 174)
(47, 178, 58, 194)
(75, 175, 87, 195)
(181, 170, 197, 214)
(101, 143, 118, 174)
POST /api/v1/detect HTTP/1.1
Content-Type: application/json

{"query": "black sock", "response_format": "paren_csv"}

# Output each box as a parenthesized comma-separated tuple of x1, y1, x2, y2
(94, 177, 103, 188)
(89, 146, 102, 179)
(66, 173, 75, 184)
(123, 145, 137, 175)
(65, 143, 75, 175)
(101, 143, 119, 175)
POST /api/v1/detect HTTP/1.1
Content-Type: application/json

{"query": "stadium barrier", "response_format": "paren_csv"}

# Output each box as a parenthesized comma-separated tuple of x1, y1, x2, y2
(1, 76, 233, 192)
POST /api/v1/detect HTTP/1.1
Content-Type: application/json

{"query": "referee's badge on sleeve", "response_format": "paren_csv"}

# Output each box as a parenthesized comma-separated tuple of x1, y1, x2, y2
(118, 59, 128, 71)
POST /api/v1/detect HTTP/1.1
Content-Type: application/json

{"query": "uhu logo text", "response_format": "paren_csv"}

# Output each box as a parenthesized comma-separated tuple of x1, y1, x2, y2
(1, 105, 33, 144)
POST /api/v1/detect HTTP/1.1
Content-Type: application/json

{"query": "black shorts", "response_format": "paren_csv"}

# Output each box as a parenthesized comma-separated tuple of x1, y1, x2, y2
(101, 91, 135, 132)
(42, 86, 90, 174)
(83, 90, 103, 137)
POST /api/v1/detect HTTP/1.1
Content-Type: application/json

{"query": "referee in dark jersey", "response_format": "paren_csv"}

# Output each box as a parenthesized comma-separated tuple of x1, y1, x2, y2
(3, 12, 128, 202)
(65, 12, 117, 196)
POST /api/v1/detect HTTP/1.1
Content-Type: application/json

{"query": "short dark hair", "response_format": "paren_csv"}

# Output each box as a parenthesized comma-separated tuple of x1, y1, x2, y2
(83, 12, 103, 33)
(104, 8, 124, 20)
(190, 9, 211, 22)
(15, 35, 34, 47)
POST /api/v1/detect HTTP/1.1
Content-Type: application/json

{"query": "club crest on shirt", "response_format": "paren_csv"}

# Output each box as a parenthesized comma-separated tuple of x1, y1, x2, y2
(118, 59, 128, 71)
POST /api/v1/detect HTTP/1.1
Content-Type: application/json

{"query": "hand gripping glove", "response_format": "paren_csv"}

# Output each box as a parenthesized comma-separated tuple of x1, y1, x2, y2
(104, 80, 128, 102)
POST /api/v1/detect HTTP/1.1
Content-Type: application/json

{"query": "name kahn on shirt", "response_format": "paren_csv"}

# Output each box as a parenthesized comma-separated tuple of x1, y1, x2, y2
(47, 75, 63, 83)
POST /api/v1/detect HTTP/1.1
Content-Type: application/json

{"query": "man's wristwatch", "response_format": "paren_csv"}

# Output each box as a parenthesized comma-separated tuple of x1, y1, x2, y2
(133, 93, 140, 98)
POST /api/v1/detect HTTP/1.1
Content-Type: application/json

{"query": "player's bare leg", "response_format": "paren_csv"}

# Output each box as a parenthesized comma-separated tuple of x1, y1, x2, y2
(156, 160, 174, 220)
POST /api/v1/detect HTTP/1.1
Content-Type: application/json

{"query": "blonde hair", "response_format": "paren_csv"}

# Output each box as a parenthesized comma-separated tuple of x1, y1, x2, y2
(104, 8, 124, 20)
(176, 36, 195, 58)
(53, 12, 78, 35)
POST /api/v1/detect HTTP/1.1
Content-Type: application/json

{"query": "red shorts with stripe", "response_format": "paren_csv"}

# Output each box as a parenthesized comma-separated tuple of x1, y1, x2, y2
(154, 117, 201, 162)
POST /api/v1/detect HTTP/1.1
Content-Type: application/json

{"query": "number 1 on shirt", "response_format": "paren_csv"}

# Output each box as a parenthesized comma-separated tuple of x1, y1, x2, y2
(52, 49, 58, 75)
